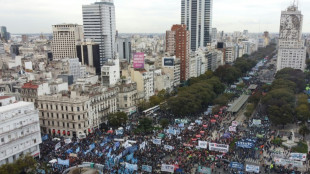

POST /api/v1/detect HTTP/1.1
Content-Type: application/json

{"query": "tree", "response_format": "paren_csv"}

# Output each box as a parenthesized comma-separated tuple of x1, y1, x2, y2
(0, 154, 37, 174)
(299, 125, 310, 141)
(137, 117, 153, 133)
(159, 118, 169, 129)
(213, 94, 229, 106)
(296, 104, 310, 122)
(245, 103, 255, 118)
(108, 112, 128, 128)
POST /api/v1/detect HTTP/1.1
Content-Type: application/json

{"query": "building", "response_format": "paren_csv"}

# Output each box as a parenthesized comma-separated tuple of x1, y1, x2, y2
(276, 5, 306, 71)
(166, 24, 190, 81)
(101, 58, 120, 87)
(0, 26, 9, 41)
(82, 0, 117, 64)
(0, 41, 5, 55)
(116, 37, 132, 63)
(22, 35, 29, 43)
(181, 0, 213, 50)
(21, 82, 51, 106)
(76, 41, 101, 75)
(211, 28, 217, 41)
(225, 42, 235, 63)
(162, 57, 181, 87)
(115, 80, 137, 115)
(51, 24, 83, 59)
(0, 96, 41, 165)
(62, 58, 84, 82)
(38, 87, 117, 137)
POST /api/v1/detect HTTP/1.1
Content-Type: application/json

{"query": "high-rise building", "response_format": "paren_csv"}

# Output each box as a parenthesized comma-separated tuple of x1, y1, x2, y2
(0, 41, 5, 55)
(0, 26, 9, 41)
(181, 0, 213, 51)
(0, 96, 42, 165)
(76, 41, 101, 75)
(51, 24, 83, 59)
(276, 5, 306, 71)
(82, 0, 117, 64)
(116, 37, 132, 63)
(211, 28, 217, 41)
(166, 24, 191, 81)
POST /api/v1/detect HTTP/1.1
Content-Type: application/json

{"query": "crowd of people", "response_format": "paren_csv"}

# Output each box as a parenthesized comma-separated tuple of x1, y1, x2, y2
(38, 104, 309, 174)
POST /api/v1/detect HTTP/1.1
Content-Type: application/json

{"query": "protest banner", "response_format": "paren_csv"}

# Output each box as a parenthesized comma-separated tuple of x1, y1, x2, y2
(142, 165, 152, 172)
(161, 164, 174, 173)
(232, 121, 238, 127)
(209, 143, 229, 153)
(57, 158, 69, 166)
(274, 158, 303, 167)
(164, 145, 174, 150)
(139, 141, 146, 150)
(125, 163, 138, 171)
(289, 153, 307, 161)
(198, 141, 208, 149)
(229, 162, 244, 170)
(252, 119, 261, 126)
(64, 138, 71, 144)
(236, 141, 255, 149)
(152, 139, 161, 145)
(246, 164, 260, 173)
(198, 166, 212, 174)
(55, 142, 61, 150)
(116, 129, 123, 135)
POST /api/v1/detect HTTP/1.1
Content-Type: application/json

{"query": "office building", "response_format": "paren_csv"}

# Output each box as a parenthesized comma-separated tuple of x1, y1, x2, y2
(82, 0, 117, 64)
(0, 26, 9, 41)
(0, 96, 41, 165)
(116, 37, 132, 63)
(76, 41, 101, 75)
(0, 41, 4, 55)
(276, 5, 306, 71)
(166, 24, 190, 81)
(181, 0, 213, 51)
(211, 28, 217, 41)
(51, 24, 83, 59)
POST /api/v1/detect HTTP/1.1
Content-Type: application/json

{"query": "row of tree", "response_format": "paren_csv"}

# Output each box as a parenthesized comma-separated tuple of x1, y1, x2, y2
(263, 68, 308, 126)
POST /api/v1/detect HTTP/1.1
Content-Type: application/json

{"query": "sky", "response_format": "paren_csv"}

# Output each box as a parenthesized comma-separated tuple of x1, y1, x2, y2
(1, 0, 310, 34)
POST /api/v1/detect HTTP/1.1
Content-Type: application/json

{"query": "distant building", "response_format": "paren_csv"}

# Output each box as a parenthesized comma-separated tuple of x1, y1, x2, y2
(181, 0, 213, 50)
(166, 24, 190, 81)
(101, 58, 120, 87)
(211, 28, 217, 41)
(51, 24, 83, 59)
(82, 0, 117, 64)
(22, 35, 29, 43)
(276, 5, 306, 71)
(0, 96, 41, 165)
(0, 26, 9, 41)
(20, 81, 51, 106)
(76, 41, 101, 75)
(0, 41, 5, 55)
(116, 37, 132, 63)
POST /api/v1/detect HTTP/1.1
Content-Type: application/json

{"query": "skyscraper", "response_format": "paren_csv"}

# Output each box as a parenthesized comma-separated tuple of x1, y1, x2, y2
(181, 0, 213, 51)
(51, 24, 84, 59)
(166, 24, 190, 81)
(0, 26, 9, 41)
(82, 0, 116, 65)
(276, 4, 306, 71)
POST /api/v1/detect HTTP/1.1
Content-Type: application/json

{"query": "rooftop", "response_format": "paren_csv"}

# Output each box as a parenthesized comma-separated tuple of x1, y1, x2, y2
(22, 82, 39, 89)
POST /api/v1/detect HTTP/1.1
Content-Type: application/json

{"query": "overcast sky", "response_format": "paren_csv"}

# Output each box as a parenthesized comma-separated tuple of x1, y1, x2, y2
(1, 0, 310, 34)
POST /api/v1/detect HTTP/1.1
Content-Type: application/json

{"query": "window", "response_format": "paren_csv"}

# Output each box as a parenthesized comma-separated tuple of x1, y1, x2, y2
(78, 115, 80, 120)
(1, 138, 4, 143)
(67, 123, 69, 128)
(72, 115, 74, 120)
(33, 139, 36, 144)
(77, 107, 80, 111)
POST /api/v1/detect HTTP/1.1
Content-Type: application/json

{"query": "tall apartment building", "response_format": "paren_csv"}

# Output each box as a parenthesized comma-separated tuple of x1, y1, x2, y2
(76, 41, 101, 75)
(51, 24, 83, 59)
(181, 0, 213, 51)
(0, 96, 41, 165)
(166, 24, 190, 81)
(82, 0, 117, 64)
(211, 28, 217, 41)
(276, 5, 306, 71)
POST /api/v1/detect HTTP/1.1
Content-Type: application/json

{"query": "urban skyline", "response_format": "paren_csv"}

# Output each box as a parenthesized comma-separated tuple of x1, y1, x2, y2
(1, 0, 310, 34)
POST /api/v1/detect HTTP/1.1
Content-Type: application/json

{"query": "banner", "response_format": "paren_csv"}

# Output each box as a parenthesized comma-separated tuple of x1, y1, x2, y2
(198, 141, 208, 149)
(114, 138, 125, 142)
(236, 141, 255, 149)
(209, 143, 229, 153)
(195, 120, 202, 125)
(164, 145, 174, 150)
(161, 164, 174, 173)
(55, 142, 61, 150)
(274, 158, 303, 167)
(232, 121, 238, 127)
(178, 123, 184, 128)
(252, 119, 261, 126)
(198, 166, 212, 174)
(133, 52, 145, 69)
(125, 163, 138, 171)
(152, 139, 161, 145)
(64, 138, 71, 144)
(229, 162, 244, 170)
(42, 135, 48, 141)
(116, 129, 124, 135)
(140, 141, 146, 150)
(142, 165, 152, 173)
(289, 153, 307, 162)
(246, 164, 260, 173)
(76, 147, 80, 153)
(57, 158, 69, 166)
(229, 126, 236, 132)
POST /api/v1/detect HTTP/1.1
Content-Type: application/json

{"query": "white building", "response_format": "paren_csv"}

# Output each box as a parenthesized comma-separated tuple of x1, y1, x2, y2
(0, 41, 5, 55)
(82, 0, 117, 64)
(0, 96, 41, 165)
(62, 58, 82, 82)
(225, 43, 235, 63)
(51, 24, 83, 59)
(211, 28, 217, 41)
(101, 58, 120, 87)
(277, 5, 306, 71)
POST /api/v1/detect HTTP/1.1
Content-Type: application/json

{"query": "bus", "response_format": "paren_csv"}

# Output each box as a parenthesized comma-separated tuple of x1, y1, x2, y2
(142, 105, 160, 116)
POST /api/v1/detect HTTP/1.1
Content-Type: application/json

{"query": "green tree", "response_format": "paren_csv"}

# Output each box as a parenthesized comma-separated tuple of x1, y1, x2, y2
(149, 95, 161, 106)
(299, 125, 310, 141)
(108, 112, 128, 128)
(213, 94, 229, 106)
(245, 103, 255, 118)
(137, 117, 153, 133)
(0, 154, 37, 174)
(159, 118, 169, 129)
(296, 104, 310, 122)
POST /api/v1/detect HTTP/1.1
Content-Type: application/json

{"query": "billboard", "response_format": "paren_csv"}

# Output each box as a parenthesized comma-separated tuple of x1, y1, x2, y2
(133, 52, 144, 69)
(163, 57, 174, 67)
